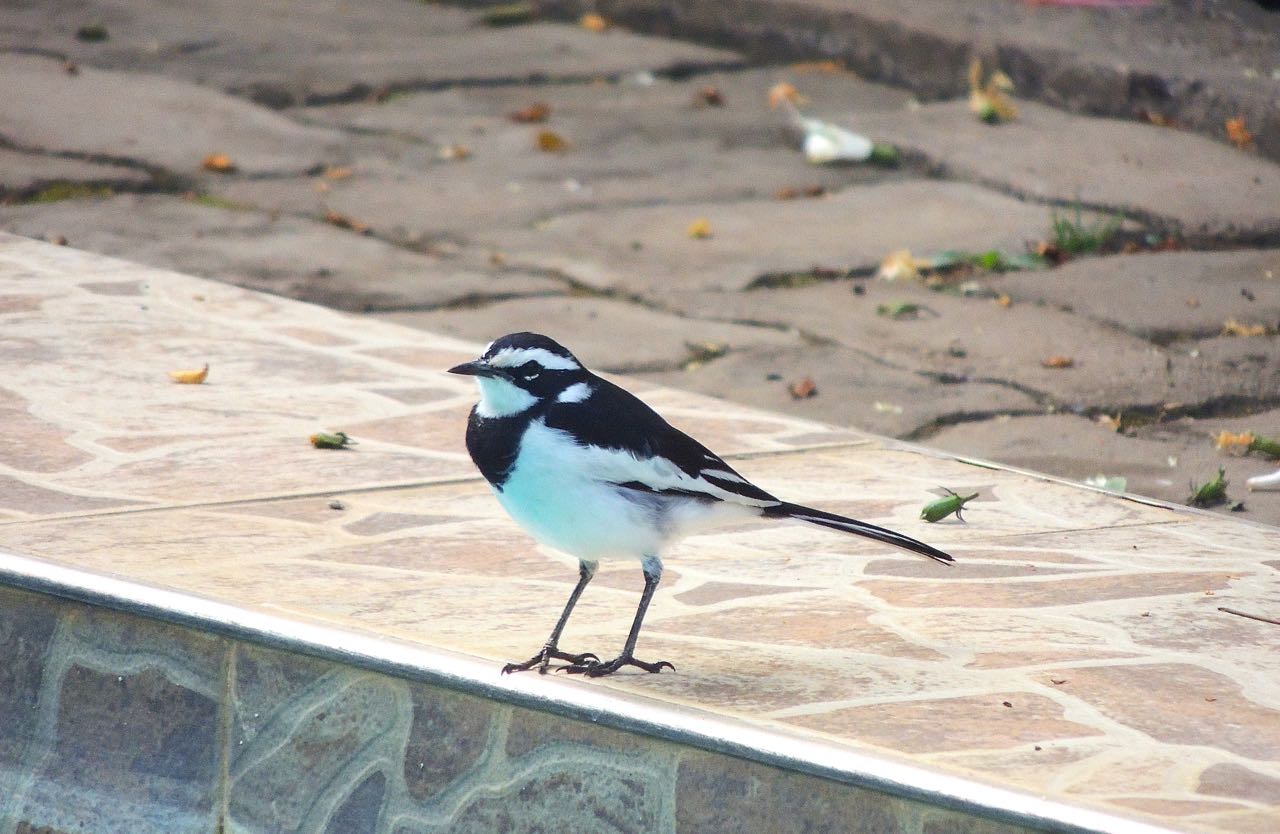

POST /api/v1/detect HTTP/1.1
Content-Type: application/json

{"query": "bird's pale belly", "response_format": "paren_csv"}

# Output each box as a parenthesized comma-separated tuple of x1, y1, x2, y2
(492, 466, 667, 561)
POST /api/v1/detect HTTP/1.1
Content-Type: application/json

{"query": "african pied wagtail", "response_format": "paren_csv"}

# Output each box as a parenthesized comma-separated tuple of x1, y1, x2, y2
(449, 332, 954, 677)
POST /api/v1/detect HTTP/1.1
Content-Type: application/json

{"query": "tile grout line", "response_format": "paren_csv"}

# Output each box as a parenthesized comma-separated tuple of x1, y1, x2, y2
(0, 440, 878, 528)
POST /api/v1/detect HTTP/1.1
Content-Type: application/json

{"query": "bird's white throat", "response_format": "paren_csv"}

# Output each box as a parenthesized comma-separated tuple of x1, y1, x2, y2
(474, 376, 537, 418)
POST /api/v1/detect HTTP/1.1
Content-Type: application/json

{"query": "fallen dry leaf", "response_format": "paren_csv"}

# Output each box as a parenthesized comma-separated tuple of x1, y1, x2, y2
(437, 143, 471, 161)
(580, 12, 608, 32)
(1222, 318, 1267, 337)
(694, 85, 725, 107)
(168, 364, 209, 384)
(686, 218, 713, 239)
(321, 165, 353, 180)
(201, 153, 237, 174)
(1096, 413, 1123, 432)
(968, 59, 1018, 123)
(1041, 355, 1074, 369)
(1215, 430, 1254, 453)
(509, 102, 551, 123)
(788, 376, 818, 399)
(768, 82, 804, 110)
(1136, 108, 1180, 129)
(323, 210, 370, 234)
(536, 129, 570, 153)
(995, 293, 1012, 308)
(773, 185, 826, 200)
(1226, 116, 1254, 150)
(877, 249, 931, 282)
(1034, 240, 1066, 265)
(790, 60, 844, 74)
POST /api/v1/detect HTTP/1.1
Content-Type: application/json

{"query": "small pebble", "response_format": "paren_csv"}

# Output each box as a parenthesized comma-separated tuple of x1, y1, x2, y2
(328, 499, 345, 511)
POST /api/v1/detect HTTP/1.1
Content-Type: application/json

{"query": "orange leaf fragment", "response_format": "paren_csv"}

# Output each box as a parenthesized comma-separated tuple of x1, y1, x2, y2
(790, 60, 844, 75)
(995, 293, 1012, 308)
(168, 364, 209, 384)
(1214, 431, 1254, 453)
(694, 85, 725, 107)
(323, 210, 370, 234)
(437, 143, 471, 161)
(788, 376, 818, 399)
(322, 165, 353, 180)
(686, 218, 713, 239)
(580, 12, 608, 32)
(510, 102, 551, 123)
(1225, 116, 1254, 150)
(768, 82, 804, 109)
(536, 129, 570, 152)
(1041, 355, 1074, 369)
(201, 153, 237, 174)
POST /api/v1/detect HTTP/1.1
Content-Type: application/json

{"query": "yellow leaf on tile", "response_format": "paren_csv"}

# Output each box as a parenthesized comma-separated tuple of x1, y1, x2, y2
(536, 130, 570, 153)
(686, 218, 713, 239)
(168, 364, 209, 384)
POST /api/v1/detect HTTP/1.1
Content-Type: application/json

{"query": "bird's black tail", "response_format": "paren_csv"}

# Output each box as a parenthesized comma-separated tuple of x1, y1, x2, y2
(765, 502, 954, 564)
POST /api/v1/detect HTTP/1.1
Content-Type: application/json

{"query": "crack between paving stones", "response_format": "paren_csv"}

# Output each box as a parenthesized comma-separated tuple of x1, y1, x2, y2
(269, 59, 750, 109)
(0, 134, 196, 197)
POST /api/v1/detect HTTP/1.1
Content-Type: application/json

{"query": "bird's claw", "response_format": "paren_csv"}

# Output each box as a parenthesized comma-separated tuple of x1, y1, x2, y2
(560, 654, 675, 677)
(501, 647, 599, 675)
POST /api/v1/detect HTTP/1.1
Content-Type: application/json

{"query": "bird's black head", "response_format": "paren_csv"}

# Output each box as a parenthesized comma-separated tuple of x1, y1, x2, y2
(448, 332, 592, 416)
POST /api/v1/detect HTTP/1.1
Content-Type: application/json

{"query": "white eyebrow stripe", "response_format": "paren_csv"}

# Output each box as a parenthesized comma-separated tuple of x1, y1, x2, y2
(556, 382, 593, 403)
(488, 346, 580, 371)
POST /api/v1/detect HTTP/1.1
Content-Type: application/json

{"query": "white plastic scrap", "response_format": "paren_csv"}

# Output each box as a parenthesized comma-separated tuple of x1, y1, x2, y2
(1246, 469, 1280, 491)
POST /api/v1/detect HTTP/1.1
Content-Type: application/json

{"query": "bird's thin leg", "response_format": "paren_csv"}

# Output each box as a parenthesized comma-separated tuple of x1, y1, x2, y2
(502, 561, 600, 675)
(565, 556, 674, 677)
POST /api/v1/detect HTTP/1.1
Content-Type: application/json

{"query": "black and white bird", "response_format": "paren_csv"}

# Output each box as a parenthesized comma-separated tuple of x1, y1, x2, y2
(449, 332, 953, 677)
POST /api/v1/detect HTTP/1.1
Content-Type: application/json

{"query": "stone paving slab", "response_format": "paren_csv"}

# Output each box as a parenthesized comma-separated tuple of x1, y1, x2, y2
(375, 295, 804, 374)
(663, 279, 1179, 408)
(214, 65, 918, 245)
(548, 0, 1280, 161)
(2, 0, 740, 106)
(0, 193, 566, 312)
(927, 410, 1280, 529)
(492, 180, 1079, 295)
(984, 250, 1280, 343)
(0, 53, 346, 175)
(639, 342, 1043, 439)
(4, 237, 1280, 833)
(853, 100, 1280, 242)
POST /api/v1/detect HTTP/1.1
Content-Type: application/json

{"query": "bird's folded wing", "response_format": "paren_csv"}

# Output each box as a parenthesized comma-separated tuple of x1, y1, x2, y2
(543, 377, 780, 506)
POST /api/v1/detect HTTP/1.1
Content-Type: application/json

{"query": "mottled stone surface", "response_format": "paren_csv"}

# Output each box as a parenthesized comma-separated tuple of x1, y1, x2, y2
(1, 238, 1280, 833)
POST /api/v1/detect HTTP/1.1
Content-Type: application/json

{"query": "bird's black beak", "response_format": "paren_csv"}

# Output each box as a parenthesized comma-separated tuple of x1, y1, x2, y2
(448, 359, 503, 379)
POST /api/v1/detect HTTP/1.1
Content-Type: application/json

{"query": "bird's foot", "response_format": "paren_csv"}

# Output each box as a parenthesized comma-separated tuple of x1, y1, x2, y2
(561, 653, 675, 677)
(501, 646, 599, 675)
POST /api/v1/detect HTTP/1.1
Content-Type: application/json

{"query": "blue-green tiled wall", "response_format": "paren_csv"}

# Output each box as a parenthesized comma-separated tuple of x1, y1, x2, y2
(0, 583, 1038, 834)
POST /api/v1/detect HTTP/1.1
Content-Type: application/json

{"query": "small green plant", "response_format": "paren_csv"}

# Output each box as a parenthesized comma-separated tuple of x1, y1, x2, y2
(1188, 468, 1229, 507)
(1049, 204, 1121, 255)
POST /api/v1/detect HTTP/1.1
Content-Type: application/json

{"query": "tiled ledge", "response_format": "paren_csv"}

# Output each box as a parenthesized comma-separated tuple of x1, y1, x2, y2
(1, 235, 1278, 833)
